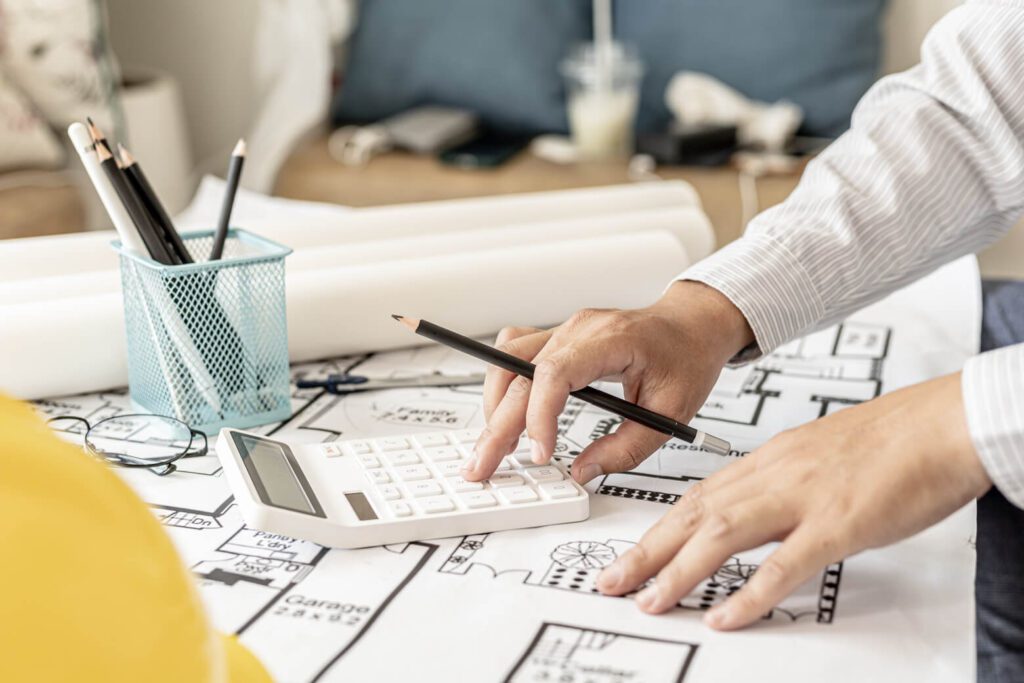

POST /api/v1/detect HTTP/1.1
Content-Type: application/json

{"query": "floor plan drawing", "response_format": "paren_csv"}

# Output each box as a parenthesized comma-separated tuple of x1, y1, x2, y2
(505, 622, 699, 683)
(438, 528, 841, 623)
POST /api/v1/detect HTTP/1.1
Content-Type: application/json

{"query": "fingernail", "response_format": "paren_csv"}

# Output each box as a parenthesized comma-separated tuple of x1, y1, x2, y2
(597, 563, 622, 591)
(635, 585, 660, 611)
(575, 463, 604, 485)
(530, 438, 545, 465)
(461, 456, 478, 473)
(704, 604, 732, 629)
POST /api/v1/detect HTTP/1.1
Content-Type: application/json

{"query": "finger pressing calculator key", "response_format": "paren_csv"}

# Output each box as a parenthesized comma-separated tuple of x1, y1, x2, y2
(216, 428, 589, 548)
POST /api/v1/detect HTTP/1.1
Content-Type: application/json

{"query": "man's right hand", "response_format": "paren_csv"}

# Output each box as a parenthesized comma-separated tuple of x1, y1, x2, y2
(462, 281, 755, 484)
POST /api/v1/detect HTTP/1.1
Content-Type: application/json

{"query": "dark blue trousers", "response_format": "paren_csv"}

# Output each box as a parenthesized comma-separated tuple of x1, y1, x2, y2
(976, 279, 1024, 683)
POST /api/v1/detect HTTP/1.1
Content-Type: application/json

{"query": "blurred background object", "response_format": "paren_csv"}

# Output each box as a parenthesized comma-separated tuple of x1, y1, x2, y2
(1, 0, 1020, 278)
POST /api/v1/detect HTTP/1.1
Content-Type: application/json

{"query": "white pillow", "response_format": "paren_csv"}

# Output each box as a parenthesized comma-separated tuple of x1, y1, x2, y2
(0, 0, 122, 133)
(0, 72, 63, 172)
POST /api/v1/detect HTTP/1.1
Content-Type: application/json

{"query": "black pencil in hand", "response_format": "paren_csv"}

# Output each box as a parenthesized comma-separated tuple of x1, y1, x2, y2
(393, 315, 732, 455)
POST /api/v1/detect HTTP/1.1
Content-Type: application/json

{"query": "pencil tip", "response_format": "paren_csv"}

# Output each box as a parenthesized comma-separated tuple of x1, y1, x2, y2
(117, 143, 135, 166)
(233, 138, 246, 157)
(391, 314, 403, 321)
(86, 117, 104, 141)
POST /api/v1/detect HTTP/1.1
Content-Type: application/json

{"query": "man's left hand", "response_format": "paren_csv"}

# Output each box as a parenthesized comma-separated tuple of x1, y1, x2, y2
(595, 372, 991, 630)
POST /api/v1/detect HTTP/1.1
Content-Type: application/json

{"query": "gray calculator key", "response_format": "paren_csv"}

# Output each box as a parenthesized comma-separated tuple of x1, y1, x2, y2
(435, 460, 466, 477)
(540, 481, 579, 499)
(345, 441, 372, 455)
(396, 465, 432, 481)
(408, 481, 443, 497)
(446, 476, 484, 492)
(414, 433, 451, 447)
(376, 484, 403, 500)
(450, 429, 481, 443)
(525, 466, 563, 483)
(460, 491, 497, 508)
(418, 495, 455, 514)
(487, 473, 524, 488)
(365, 469, 391, 485)
(509, 450, 535, 466)
(390, 501, 412, 517)
(386, 450, 421, 466)
(499, 486, 539, 504)
(423, 446, 461, 462)
(357, 454, 380, 468)
(377, 437, 411, 451)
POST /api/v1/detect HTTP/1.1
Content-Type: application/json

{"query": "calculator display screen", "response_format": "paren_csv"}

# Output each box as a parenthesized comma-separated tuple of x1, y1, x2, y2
(233, 433, 326, 518)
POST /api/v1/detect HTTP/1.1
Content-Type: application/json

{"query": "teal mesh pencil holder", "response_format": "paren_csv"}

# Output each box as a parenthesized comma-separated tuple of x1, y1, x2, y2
(114, 229, 293, 434)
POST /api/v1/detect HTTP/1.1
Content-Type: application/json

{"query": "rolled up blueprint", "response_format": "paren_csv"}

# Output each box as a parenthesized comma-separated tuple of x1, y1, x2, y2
(1, 230, 694, 399)
(0, 206, 712, 307)
(0, 180, 701, 282)
(285, 230, 690, 362)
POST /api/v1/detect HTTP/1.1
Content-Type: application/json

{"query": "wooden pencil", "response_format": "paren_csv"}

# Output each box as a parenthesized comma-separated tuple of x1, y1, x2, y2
(392, 315, 732, 455)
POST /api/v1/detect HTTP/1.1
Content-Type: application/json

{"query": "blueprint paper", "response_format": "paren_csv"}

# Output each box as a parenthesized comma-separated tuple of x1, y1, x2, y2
(35, 255, 979, 682)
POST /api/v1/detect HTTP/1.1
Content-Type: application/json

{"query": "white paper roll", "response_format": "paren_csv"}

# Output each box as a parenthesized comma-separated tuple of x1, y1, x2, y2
(0, 205, 712, 308)
(0, 180, 700, 283)
(0, 181, 713, 400)
(285, 231, 690, 362)
(1, 230, 692, 399)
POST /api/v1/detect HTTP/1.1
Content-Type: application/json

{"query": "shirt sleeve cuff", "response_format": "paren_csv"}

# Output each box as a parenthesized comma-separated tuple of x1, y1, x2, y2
(962, 344, 1024, 509)
(675, 233, 826, 363)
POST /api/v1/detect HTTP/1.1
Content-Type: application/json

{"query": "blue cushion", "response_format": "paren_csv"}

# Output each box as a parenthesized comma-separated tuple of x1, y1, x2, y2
(332, 0, 590, 135)
(332, 0, 885, 140)
(616, 0, 887, 137)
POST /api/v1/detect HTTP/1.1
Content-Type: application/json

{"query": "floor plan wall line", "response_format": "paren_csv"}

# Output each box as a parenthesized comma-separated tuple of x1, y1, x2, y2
(311, 541, 438, 683)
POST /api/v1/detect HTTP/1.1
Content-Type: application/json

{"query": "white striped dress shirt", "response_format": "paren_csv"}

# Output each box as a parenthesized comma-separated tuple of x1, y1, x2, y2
(679, 0, 1024, 507)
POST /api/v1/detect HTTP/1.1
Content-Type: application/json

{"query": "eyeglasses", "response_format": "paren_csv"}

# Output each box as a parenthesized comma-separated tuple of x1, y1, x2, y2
(46, 413, 208, 476)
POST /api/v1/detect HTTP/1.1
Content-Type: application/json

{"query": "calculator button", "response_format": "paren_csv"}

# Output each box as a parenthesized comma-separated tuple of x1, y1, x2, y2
(525, 466, 563, 483)
(460, 491, 497, 509)
(414, 433, 451, 447)
(408, 481, 443, 497)
(357, 454, 380, 468)
(446, 476, 484, 492)
(423, 446, 461, 462)
(345, 441, 372, 455)
(365, 470, 391, 485)
(321, 443, 342, 456)
(396, 465, 432, 481)
(499, 486, 539, 504)
(493, 458, 512, 472)
(418, 496, 455, 514)
(450, 429, 482, 443)
(385, 450, 421, 466)
(390, 501, 412, 517)
(487, 473, 524, 488)
(435, 460, 465, 477)
(540, 481, 580, 499)
(377, 437, 411, 451)
(376, 485, 403, 501)
(509, 450, 535, 466)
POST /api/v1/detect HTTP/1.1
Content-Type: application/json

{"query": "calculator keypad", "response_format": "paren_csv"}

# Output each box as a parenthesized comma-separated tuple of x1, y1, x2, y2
(346, 429, 581, 520)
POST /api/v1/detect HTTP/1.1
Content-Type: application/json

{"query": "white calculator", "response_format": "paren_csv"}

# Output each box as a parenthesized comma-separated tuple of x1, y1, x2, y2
(216, 428, 590, 549)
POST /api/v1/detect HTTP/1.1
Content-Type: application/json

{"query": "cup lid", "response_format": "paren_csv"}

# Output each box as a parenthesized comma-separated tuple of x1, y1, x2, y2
(560, 41, 644, 83)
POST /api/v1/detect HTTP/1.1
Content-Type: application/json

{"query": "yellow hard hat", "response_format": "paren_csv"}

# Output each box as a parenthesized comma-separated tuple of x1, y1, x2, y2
(0, 394, 272, 683)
